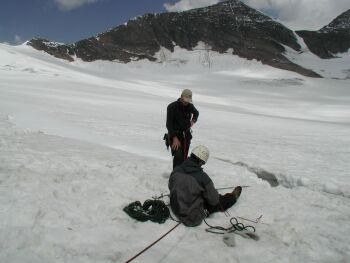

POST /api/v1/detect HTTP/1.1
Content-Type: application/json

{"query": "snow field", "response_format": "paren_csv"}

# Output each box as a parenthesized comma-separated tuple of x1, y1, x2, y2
(1, 115, 349, 263)
(0, 43, 350, 262)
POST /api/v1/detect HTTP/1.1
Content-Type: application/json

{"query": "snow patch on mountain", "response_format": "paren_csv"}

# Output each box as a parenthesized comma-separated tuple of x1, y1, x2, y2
(284, 39, 350, 79)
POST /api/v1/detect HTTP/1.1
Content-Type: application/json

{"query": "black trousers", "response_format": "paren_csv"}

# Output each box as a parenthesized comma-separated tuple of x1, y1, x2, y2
(205, 194, 237, 214)
(171, 133, 191, 169)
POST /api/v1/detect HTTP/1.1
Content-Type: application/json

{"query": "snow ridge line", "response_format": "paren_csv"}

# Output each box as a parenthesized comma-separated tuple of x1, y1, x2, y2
(214, 157, 350, 199)
(214, 157, 279, 187)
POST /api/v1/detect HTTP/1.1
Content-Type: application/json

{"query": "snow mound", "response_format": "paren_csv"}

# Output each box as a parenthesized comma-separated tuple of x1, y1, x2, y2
(323, 183, 348, 198)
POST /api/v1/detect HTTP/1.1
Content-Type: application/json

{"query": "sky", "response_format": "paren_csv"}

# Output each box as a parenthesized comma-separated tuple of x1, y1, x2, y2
(1, 0, 350, 45)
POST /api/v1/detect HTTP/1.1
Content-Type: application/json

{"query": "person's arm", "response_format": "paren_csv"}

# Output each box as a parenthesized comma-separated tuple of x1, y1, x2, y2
(191, 104, 199, 124)
(166, 104, 175, 139)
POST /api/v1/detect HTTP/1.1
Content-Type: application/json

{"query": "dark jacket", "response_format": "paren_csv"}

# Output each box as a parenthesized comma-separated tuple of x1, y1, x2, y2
(168, 158, 219, 226)
(166, 99, 199, 140)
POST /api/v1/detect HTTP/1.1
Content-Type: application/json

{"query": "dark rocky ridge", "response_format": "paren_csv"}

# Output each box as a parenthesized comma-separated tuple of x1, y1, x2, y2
(28, 39, 75, 62)
(296, 9, 350, 59)
(27, 0, 321, 77)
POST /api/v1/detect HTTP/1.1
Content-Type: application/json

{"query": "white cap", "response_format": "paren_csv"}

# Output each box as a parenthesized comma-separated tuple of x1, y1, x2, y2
(181, 89, 193, 103)
(191, 145, 210, 163)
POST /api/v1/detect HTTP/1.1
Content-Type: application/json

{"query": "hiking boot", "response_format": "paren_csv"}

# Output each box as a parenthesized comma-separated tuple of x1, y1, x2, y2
(231, 186, 242, 201)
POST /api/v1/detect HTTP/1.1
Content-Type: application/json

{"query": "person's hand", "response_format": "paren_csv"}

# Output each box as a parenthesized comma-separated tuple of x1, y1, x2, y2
(172, 136, 181, 151)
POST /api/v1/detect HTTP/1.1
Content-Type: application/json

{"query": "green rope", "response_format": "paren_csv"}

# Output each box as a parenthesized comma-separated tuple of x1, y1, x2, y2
(203, 216, 256, 235)
(123, 199, 170, 224)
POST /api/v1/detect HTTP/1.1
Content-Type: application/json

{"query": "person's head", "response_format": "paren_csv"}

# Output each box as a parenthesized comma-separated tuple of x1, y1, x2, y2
(180, 89, 193, 105)
(190, 145, 210, 166)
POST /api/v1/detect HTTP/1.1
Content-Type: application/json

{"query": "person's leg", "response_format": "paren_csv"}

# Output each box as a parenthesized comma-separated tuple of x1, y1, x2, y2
(184, 140, 190, 160)
(205, 187, 242, 214)
(172, 148, 184, 168)
(219, 186, 242, 211)
(205, 202, 221, 214)
(205, 194, 235, 214)
(171, 136, 187, 169)
(218, 194, 237, 210)
(184, 131, 192, 160)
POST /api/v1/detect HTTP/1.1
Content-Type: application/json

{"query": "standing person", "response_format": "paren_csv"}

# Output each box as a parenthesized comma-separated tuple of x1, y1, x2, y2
(166, 89, 199, 168)
(168, 145, 242, 227)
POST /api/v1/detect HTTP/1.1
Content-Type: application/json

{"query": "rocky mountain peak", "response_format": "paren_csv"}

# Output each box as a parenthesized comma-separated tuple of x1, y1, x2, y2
(27, 0, 321, 77)
(196, 0, 275, 23)
(296, 9, 350, 59)
(320, 9, 350, 33)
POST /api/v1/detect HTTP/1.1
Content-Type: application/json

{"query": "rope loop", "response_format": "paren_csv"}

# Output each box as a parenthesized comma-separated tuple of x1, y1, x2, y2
(204, 216, 256, 235)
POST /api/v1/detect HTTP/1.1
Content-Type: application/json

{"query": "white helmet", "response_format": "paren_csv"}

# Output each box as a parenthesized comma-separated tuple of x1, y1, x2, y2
(191, 145, 210, 163)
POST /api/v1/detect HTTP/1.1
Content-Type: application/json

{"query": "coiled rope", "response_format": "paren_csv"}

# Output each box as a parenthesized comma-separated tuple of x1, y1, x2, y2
(123, 199, 170, 224)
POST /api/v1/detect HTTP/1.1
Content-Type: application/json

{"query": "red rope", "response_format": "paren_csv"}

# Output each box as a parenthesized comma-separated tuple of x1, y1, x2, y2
(125, 222, 182, 263)
(183, 138, 187, 161)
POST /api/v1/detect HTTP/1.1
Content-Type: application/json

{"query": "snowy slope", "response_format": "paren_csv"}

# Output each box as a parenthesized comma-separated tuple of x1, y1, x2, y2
(0, 43, 350, 263)
(285, 34, 350, 79)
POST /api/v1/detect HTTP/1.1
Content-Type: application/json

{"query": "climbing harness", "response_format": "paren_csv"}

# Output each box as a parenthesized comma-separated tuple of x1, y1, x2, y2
(163, 133, 170, 151)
